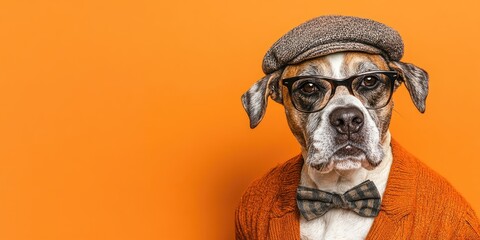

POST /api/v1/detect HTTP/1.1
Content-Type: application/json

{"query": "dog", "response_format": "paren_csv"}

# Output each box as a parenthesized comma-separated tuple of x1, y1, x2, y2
(236, 15, 479, 240)
(241, 51, 427, 239)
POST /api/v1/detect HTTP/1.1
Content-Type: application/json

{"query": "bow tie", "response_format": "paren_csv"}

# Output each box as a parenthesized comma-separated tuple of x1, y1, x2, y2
(296, 180, 381, 221)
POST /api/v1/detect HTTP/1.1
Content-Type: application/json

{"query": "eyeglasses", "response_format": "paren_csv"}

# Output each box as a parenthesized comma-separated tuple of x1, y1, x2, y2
(282, 70, 399, 113)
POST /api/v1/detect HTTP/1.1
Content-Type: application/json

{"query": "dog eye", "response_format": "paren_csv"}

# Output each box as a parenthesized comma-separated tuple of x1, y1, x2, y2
(361, 75, 379, 88)
(299, 82, 319, 94)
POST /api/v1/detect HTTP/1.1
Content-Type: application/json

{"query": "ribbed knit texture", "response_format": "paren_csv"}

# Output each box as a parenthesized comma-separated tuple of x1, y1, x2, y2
(235, 139, 480, 239)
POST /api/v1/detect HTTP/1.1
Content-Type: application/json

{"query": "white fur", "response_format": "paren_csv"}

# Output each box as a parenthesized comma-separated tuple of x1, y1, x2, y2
(326, 53, 345, 78)
(304, 53, 384, 172)
(299, 53, 393, 239)
(306, 95, 383, 172)
(249, 81, 262, 116)
(300, 133, 392, 240)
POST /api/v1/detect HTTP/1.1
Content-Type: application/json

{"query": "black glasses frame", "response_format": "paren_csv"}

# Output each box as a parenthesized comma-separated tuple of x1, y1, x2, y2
(281, 70, 399, 113)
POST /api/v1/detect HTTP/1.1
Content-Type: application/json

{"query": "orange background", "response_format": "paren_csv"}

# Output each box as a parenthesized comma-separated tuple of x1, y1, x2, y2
(0, 0, 479, 239)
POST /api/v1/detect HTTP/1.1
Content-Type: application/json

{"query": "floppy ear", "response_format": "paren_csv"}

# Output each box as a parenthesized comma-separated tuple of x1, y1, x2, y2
(241, 70, 282, 129)
(388, 61, 429, 113)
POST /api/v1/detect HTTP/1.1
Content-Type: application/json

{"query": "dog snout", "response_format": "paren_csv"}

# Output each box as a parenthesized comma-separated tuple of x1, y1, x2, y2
(329, 107, 364, 135)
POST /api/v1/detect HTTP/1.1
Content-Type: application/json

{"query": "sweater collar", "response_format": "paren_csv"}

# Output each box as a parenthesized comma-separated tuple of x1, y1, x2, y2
(270, 138, 417, 223)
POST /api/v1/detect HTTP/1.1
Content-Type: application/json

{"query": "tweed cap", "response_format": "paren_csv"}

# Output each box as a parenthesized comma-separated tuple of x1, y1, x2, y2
(262, 15, 404, 74)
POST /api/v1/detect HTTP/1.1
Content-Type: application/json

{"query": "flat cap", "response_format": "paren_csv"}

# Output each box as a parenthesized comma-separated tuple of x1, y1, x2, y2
(262, 15, 404, 74)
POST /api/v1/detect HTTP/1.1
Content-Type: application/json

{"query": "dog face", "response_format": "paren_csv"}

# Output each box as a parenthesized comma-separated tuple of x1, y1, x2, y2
(242, 51, 428, 173)
(281, 52, 394, 173)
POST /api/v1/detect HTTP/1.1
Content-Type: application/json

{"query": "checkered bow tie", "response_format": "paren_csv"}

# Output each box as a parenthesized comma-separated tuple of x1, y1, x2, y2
(296, 180, 381, 221)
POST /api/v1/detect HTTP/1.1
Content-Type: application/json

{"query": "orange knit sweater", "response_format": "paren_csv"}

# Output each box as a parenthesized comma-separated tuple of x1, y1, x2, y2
(235, 139, 480, 239)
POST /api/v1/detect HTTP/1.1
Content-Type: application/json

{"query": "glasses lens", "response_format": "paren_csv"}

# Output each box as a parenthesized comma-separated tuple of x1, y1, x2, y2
(352, 72, 393, 109)
(291, 78, 331, 112)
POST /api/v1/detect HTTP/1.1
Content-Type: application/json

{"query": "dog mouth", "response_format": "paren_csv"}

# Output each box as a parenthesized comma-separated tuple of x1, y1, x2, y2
(333, 144, 364, 159)
(308, 142, 381, 172)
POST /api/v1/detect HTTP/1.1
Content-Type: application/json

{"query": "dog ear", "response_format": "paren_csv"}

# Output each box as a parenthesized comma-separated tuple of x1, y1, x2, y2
(241, 70, 282, 129)
(388, 61, 429, 113)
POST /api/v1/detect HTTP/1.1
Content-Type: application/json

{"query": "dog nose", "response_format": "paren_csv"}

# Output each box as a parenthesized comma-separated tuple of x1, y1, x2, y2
(329, 107, 364, 135)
